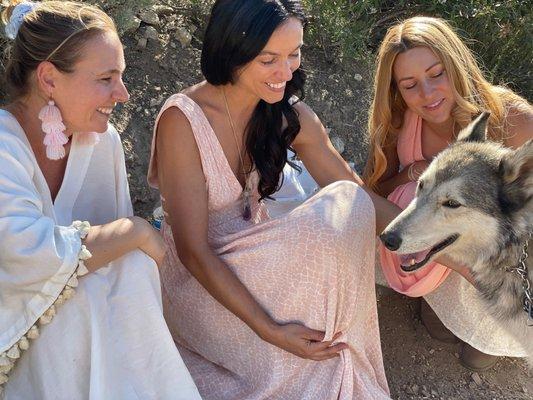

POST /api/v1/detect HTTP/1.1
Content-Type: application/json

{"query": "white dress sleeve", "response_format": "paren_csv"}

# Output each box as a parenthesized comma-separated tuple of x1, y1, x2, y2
(0, 132, 90, 382)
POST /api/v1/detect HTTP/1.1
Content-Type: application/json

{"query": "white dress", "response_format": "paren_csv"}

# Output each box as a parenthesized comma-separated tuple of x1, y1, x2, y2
(0, 110, 202, 400)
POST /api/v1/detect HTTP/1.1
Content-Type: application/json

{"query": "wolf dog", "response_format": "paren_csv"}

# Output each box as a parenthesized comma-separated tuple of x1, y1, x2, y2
(380, 112, 532, 362)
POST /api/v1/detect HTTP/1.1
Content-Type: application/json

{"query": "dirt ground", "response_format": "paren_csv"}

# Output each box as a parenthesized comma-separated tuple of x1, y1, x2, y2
(1, 3, 530, 399)
(377, 287, 531, 399)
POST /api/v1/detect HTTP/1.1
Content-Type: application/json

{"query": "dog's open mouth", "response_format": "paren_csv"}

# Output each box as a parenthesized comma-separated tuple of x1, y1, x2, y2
(399, 234, 459, 272)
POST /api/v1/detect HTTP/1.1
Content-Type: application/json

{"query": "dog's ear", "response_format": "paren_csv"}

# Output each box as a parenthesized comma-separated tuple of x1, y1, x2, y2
(457, 112, 490, 143)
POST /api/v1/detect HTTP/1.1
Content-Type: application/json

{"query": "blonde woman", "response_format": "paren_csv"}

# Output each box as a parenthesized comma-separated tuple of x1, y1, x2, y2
(364, 16, 532, 371)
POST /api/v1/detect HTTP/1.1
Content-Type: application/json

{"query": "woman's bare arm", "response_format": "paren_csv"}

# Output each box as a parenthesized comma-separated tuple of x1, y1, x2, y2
(291, 102, 401, 233)
(503, 107, 533, 149)
(83, 216, 165, 271)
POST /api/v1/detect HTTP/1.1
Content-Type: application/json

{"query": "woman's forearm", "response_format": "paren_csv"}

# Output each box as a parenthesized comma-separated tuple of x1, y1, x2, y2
(375, 168, 412, 198)
(348, 170, 402, 234)
(364, 189, 402, 234)
(435, 254, 477, 287)
(83, 216, 155, 272)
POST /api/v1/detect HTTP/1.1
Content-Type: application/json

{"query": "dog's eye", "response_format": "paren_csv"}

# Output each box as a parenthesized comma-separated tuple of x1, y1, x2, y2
(442, 199, 461, 208)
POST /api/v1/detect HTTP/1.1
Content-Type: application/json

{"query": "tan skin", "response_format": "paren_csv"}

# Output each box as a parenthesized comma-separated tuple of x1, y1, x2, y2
(374, 46, 533, 283)
(156, 18, 401, 361)
(3, 31, 166, 271)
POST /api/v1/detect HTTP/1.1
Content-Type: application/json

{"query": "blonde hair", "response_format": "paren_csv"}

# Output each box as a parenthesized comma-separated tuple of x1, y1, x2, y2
(363, 16, 531, 191)
(1, 0, 117, 99)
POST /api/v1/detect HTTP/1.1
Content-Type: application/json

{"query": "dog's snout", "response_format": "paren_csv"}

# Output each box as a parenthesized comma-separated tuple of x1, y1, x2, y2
(380, 232, 402, 251)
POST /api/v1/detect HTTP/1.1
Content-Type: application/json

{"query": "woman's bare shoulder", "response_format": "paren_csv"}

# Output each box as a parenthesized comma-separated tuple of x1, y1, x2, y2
(504, 103, 533, 148)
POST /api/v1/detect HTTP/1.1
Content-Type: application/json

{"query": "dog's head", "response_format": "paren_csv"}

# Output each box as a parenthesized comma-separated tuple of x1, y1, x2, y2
(380, 112, 533, 272)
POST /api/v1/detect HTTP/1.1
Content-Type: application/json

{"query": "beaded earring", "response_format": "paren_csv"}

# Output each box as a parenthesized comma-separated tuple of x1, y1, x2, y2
(38, 100, 69, 160)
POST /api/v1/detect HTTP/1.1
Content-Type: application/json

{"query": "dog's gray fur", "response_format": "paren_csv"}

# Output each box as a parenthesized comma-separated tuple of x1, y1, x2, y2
(380, 112, 533, 362)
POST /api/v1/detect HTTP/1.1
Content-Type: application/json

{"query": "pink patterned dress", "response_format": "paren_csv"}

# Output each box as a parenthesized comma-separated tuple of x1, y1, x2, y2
(148, 93, 390, 400)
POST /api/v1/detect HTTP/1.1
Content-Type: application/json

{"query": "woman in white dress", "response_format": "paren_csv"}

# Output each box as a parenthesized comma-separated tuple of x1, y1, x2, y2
(0, 2, 201, 399)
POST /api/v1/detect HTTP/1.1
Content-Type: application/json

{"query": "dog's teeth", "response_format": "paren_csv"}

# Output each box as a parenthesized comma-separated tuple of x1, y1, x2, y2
(410, 259, 416, 266)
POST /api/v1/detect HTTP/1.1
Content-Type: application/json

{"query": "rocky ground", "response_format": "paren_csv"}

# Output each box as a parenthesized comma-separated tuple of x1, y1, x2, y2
(1, 2, 530, 398)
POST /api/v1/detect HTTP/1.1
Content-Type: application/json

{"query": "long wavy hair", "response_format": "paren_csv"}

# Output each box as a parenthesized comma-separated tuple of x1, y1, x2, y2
(201, 0, 307, 200)
(363, 16, 531, 192)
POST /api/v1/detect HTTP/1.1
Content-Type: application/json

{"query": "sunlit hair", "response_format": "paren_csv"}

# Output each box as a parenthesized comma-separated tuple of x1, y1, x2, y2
(363, 16, 531, 192)
(1, 0, 117, 99)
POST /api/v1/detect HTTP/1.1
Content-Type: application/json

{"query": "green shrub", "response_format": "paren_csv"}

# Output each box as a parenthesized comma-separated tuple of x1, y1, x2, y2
(1, 1, 531, 100)
(303, 0, 532, 100)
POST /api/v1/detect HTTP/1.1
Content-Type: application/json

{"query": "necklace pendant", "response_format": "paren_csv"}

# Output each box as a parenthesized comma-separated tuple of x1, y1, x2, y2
(242, 190, 252, 220)
(243, 202, 251, 221)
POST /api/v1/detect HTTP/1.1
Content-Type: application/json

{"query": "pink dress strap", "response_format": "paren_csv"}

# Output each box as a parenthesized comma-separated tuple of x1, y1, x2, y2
(147, 93, 228, 191)
(147, 93, 268, 230)
(396, 108, 424, 168)
(379, 109, 451, 297)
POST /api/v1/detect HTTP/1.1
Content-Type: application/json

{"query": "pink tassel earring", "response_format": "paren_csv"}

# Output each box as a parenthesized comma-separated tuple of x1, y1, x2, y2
(38, 100, 69, 160)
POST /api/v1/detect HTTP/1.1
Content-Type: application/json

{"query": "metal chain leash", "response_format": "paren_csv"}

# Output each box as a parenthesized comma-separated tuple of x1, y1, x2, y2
(506, 233, 532, 326)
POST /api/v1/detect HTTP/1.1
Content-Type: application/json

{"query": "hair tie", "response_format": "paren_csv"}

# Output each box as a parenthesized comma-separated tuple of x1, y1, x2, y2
(5, 1, 37, 40)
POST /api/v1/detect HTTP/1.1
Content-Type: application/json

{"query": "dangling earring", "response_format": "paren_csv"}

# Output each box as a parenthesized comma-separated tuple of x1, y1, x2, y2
(38, 99, 68, 160)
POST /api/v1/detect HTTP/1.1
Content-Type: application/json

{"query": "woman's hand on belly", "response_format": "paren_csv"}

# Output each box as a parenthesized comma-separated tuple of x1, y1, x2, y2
(265, 324, 348, 361)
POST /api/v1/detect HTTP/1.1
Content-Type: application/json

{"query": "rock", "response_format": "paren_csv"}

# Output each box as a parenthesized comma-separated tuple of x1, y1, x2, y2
(153, 5, 174, 16)
(144, 26, 159, 42)
(354, 73, 363, 81)
(149, 98, 160, 108)
(330, 135, 345, 154)
(409, 384, 420, 395)
(122, 14, 141, 34)
(138, 8, 159, 26)
(429, 348, 435, 354)
(471, 372, 483, 386)
(136, 37, 147, 50)
(175, 26, 192, 48)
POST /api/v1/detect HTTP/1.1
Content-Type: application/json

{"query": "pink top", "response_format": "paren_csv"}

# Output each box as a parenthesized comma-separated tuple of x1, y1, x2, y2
(379, 109, 451, 297)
